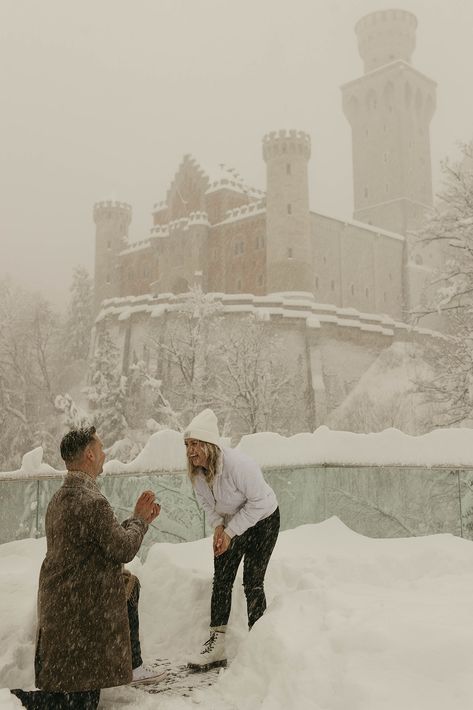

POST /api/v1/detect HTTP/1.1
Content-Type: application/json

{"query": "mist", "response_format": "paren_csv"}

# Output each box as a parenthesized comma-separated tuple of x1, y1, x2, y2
(1, 0, 472, 307)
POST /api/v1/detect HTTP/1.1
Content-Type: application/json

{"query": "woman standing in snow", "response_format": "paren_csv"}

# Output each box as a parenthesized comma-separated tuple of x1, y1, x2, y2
(184, 409, 280, 671)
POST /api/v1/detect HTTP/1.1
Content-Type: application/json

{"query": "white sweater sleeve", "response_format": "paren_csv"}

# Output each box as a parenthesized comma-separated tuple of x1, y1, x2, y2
(225, 460, 276, 538)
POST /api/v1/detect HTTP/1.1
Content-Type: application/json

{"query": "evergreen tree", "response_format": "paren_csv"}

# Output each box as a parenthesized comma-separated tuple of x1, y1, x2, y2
(64, 266, 94, 360)
(86, 326, 128, 447)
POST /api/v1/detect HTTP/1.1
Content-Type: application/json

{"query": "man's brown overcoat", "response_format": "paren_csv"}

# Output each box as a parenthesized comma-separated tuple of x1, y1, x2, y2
(35, 470, 147, 692)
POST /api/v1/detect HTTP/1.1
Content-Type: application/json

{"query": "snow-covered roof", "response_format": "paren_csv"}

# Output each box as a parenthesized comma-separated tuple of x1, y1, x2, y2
(311, 210, 405, 243)
(213, 200, 266, 226)
(119, 239, 153, 257)
(341, 59, 437, 90)
(204, 163, 265, 199)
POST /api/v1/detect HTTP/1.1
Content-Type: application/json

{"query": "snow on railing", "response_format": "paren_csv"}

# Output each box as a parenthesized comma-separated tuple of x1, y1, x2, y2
(3, 426, 473, 479)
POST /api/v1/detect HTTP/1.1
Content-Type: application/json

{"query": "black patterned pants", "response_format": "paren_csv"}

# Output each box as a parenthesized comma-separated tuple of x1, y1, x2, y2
(211, 507, 280, 629)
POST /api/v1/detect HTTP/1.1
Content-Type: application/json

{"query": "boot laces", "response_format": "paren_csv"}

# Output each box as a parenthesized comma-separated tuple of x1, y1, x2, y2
(202, 631, 217, 654)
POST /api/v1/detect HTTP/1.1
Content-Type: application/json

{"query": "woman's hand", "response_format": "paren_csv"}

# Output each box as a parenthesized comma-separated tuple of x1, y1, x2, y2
(213, 525, 224, 555)
(214, 528, 231, 557)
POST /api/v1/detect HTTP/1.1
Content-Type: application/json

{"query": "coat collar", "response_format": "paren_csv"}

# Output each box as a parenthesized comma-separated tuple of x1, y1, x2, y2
(64, 469, 100, 492)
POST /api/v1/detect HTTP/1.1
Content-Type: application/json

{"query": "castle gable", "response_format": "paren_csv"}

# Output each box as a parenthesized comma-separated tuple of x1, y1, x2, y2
(165, 155, 209, 222)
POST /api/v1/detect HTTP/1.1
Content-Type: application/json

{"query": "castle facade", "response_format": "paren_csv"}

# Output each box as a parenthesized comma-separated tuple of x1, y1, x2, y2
(93, 9, 442, 431)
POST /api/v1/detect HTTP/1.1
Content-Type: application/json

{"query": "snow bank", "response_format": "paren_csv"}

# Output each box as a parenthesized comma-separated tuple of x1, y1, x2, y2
(2, 519, 473, 708)
(4, 425, 473, 480)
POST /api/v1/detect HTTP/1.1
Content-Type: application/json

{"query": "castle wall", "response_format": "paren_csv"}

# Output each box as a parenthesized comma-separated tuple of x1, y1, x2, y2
(205, 188, 250, 225)
(310, 213, 404, 319)
(95, 293, 430, 435)
(208, 215, 266, 294)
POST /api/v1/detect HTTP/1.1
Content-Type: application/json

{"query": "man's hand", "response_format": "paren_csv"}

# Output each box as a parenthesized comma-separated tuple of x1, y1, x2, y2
(214, 527, 231, 557)
(134, 490, 161, 524)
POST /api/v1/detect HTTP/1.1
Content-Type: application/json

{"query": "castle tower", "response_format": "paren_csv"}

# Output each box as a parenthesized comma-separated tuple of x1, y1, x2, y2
(341, 9, 436, 236)
(263, 130, 313, 294)
(93, 201, 132, 312)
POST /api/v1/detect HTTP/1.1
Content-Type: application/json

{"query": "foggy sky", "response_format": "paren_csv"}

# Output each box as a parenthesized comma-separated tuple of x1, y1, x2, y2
(1, 0, 472, 309)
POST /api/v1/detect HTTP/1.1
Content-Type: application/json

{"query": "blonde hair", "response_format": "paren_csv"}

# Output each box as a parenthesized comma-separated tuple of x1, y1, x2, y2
(187, 441, 220, 487)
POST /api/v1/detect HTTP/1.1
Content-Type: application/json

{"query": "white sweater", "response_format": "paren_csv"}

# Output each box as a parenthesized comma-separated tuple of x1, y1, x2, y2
(192, 446, 278, 538)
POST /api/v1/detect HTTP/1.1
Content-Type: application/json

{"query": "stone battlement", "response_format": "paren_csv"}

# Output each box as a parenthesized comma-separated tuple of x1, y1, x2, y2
(355, 9, 417, 73)
(93, 201, 132, 225)
(262, 129, 311, 162)
(220, 201, 266, 224)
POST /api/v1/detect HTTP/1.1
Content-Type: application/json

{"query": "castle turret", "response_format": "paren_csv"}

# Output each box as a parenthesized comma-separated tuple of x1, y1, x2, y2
(93, 201, 132, 312)
(342, 9, 436, 236)
(263, 130, 313, 294)
(355, 9, 417, 73)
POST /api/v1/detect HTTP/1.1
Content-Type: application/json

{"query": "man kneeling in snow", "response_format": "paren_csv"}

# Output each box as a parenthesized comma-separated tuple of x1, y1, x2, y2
(11, 426, 163, 710)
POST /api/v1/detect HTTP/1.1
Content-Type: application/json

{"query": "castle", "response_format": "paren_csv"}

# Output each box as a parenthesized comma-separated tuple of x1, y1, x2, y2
(93, 9, 442, 431)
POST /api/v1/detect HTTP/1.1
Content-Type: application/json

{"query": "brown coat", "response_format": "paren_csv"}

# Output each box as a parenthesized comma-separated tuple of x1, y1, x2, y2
(35, 470, 148, 692)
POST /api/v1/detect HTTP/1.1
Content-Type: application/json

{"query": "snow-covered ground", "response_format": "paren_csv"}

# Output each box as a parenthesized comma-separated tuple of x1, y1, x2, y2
(2, 517, 473, 709)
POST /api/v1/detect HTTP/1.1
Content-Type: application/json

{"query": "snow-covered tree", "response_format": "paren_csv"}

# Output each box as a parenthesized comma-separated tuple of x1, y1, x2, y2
(416, 142, 473, 320)
(414, 143, 473, 425)
(63, 266, 93, 360)
(147, 290, 304, 437)
(86, 326, 128, 447)
(0, 279, 65, 469)
(212, 315, 304, 436)
(149, 286, 223, 422)
(55, 393, 91, 429)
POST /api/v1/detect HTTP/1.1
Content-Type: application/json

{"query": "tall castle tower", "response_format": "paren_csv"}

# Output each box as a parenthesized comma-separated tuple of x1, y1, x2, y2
(93, 201, 131, 312)
(263, 130, 313, 294)
(341, 9, 436, 236)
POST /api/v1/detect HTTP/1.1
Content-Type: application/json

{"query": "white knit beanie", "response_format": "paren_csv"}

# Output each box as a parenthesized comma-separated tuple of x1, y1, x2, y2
(184, 408, 220, 447)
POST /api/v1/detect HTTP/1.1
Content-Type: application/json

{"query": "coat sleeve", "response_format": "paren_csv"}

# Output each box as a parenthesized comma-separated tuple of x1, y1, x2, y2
(225, 460, 276, 538)
(90, 496, 148, 563)
(193, 476, 224, 529)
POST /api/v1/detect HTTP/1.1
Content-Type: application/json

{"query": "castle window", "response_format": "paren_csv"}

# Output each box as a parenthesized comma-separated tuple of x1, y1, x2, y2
(258, 274, 264, 286)
(350, 284, 355, 296)
(106, 274, 111, 284)
(365, 287, 369, 298)
(331, 280, 335, 291)
(237, 279, 242, 290)
(385, 183, 389, 192)
(383, 291, 387, 302)
(287, 204, 292, 215)
(107, 240, 111, 250)
(286, 163, 291, 175)
(383, 151, 389, 163)
(364, 187, 369, 198)
(389, 272, 392, 281)
(315, 276, 319, 290)
(287, 248, 293, 259)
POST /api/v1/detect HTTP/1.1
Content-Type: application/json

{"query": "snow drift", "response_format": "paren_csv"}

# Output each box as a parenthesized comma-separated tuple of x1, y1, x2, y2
(1, 519, 473, 709)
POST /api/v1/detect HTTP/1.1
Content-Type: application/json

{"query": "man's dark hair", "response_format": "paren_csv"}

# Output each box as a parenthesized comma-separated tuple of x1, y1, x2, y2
(60, 426, 97, 464)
